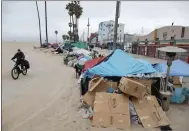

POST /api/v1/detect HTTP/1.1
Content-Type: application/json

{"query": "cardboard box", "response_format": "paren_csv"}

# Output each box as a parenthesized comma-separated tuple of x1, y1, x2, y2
(132, 96, 170, 129)
(174, 84, 182, 88)
(119, 77, 147, 98)
(92, 92, 130, 129)
(173, 76, 181, 85)
(129, 78, 152, 94)
(83, 77, 118, 107)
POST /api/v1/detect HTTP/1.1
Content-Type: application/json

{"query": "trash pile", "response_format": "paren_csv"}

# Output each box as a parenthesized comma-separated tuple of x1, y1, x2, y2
(80, 76, 170, 130)
(77, 49, 173, 130)
(63, 50, 93, 67)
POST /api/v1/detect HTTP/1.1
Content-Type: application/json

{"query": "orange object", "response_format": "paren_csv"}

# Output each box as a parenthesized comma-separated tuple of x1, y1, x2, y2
(82, 57, 106, 72)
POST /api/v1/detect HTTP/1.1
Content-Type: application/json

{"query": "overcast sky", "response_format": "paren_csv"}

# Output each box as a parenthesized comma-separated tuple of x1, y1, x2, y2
(2, 1, 189, 43)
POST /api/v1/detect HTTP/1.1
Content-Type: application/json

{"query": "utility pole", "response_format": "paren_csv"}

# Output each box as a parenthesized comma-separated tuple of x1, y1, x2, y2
(120, 34, 121, 44)
(87, 18, 90, 44)
(45, 1, 48, 45)
(113, 1, 121, 50)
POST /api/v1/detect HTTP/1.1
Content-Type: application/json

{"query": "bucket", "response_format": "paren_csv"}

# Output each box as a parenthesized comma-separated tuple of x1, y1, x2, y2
(160, 91, 172, 111)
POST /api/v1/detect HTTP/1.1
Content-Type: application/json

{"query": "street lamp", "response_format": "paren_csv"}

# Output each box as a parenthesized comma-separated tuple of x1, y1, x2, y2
(157, 46, 187, 111)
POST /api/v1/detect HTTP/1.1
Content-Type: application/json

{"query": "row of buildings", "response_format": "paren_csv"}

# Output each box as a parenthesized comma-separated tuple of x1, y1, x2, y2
(89, 21, 189, 62)
(90, 20, 189, 48)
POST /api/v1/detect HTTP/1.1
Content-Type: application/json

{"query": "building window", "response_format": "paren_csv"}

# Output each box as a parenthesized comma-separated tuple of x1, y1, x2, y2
(170, 36, 175, 45)
(155, 38, 160, 45)
(181, 27, 185, 37)
(120, 30, 121, 32)
(145, 39, 148, 45)
(118, 24, 119, 27)
(171, 36, 174, 40)
(103, 34, 105, 36)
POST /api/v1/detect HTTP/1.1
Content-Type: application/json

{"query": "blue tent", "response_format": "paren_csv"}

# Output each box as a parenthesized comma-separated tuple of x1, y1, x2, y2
(153, 59, 189, 77)
(85, 49, 157, 78)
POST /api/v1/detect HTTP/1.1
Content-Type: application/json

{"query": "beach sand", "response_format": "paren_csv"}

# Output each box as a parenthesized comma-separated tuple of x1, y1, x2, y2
(2, 42, 189, 131)
(2, 42, 90, 131)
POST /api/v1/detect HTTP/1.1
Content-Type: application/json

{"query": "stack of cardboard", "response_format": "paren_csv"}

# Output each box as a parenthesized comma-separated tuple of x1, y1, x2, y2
(83, 77, 170, 130)
(83, 77, 118, 107)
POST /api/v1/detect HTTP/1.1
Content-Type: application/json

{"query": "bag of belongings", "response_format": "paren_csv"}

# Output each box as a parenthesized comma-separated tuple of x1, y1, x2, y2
(24, 59, 30, 69)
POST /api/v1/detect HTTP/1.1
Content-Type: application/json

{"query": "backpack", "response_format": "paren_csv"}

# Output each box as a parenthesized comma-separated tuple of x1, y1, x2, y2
(24, 60, 30, 69)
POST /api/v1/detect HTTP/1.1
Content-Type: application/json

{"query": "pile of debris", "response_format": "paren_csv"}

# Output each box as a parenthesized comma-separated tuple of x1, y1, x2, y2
(80, 76, 171, 130)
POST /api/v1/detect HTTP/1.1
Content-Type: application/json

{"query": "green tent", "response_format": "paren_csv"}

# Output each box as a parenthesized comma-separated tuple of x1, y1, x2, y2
(72, 41, 88, 49)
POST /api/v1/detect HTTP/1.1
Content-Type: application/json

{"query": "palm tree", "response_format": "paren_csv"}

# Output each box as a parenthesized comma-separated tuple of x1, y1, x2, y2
(66, 2, 75, 42)
(66, 35, 69, 40)
(62, 35, 66, 41)
(45, 1, 48, 46)
(68, 31, 73, 41)
(36, 1, 42, 47)
(74, 1, 83, 41)
(55, 30, 58, 43)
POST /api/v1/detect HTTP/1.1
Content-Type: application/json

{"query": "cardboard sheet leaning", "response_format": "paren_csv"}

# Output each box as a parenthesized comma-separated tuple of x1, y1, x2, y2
(92, 92, 130, 129)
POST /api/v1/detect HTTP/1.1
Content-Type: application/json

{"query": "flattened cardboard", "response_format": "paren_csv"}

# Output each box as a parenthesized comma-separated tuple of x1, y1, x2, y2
(89, 77, 118, 92)
(132, 95, 170, 129)
(92, 92, 130, 129)
(119, 77, 147, 98)
(83, 77, 118, 107)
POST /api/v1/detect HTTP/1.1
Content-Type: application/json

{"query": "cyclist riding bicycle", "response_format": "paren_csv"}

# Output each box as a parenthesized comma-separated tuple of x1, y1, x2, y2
(11, 49, 25, 69)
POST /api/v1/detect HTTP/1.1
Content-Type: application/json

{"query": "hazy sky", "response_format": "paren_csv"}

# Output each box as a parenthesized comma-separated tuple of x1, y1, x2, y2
(2, 1, 189, 43)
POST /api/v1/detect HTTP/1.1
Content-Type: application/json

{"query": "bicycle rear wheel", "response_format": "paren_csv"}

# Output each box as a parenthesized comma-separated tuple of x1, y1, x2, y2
(22, 66, 27, 75)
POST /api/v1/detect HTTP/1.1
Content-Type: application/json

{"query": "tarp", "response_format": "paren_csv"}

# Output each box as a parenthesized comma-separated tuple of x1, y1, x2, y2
(153, 59, 189, 77)
(77, 56, 92, 65)
(72, 41, 88, 49)
(85, 49, 157, 77)
(83, 57, 106, 72)
(72, 48, 91, 56)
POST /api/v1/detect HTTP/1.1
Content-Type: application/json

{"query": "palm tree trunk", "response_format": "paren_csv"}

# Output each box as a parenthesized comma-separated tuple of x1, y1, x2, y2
(36, 1, 42, 47)
(72, 14, 75, 42)
(75, 17, 78, 41)
(69, 15, 71, 42)
(45, 1, 48, 46)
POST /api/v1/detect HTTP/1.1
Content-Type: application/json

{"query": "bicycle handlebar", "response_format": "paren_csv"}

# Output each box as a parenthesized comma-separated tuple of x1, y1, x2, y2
(12, 59, 16, 62)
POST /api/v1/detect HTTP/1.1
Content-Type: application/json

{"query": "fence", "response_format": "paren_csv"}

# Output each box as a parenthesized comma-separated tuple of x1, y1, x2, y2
(132, 44, 189, 63)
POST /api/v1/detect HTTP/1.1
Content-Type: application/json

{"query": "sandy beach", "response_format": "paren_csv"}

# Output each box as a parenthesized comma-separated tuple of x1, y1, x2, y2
(2, 42, 90, 131)
(2, 42, 189, 131)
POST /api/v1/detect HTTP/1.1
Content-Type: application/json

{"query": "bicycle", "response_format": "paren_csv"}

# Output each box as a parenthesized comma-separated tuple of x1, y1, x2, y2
(11, 60, 27, 80)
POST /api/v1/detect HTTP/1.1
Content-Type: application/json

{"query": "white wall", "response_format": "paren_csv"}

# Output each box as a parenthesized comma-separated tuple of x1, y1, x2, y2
(135, 26, 189, 44)
(98, 20, 125, 44)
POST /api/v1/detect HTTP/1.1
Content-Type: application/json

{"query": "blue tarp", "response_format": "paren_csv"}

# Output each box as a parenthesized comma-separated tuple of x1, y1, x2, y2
(153, 59, 189, 77)
(85, 49, 157, 78)
(171, 88, 189, 104)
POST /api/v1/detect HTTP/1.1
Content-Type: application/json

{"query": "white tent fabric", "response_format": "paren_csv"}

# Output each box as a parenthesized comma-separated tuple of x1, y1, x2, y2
(72, 48, 91, 56)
